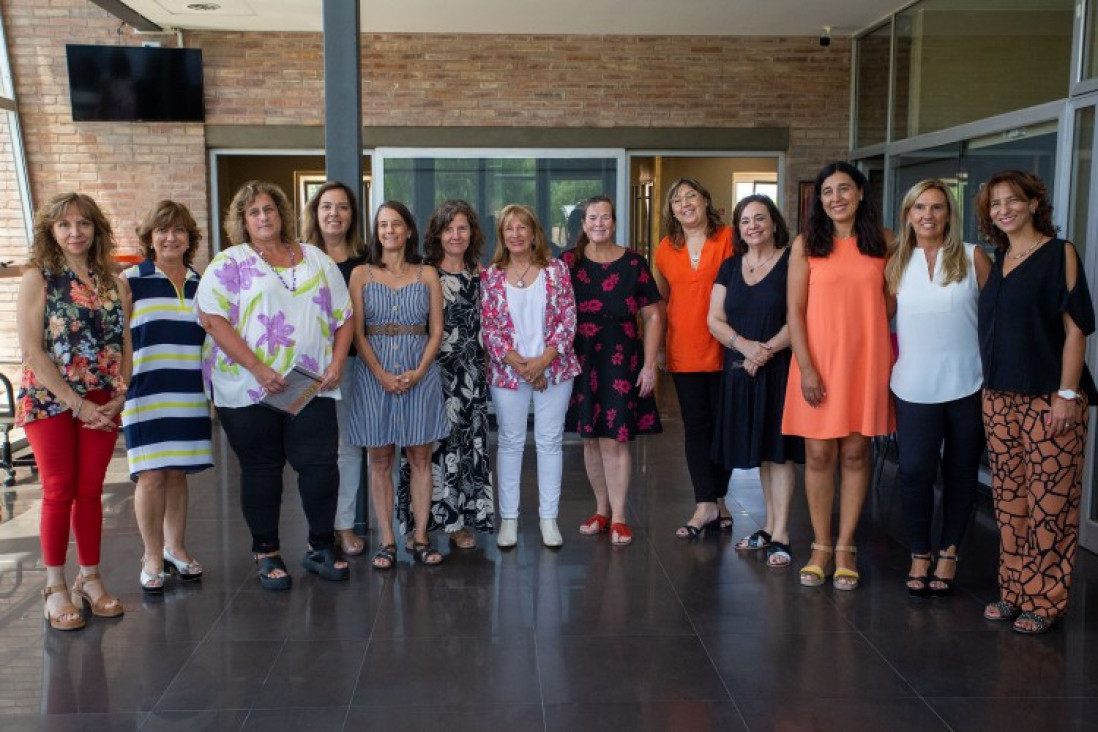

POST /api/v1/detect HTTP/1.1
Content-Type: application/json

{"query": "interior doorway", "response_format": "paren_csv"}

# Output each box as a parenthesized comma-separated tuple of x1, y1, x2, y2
(628, 154, 781, 261)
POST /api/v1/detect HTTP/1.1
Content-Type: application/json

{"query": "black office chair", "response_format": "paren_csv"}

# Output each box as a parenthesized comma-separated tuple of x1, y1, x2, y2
(0, 372, 36, 486)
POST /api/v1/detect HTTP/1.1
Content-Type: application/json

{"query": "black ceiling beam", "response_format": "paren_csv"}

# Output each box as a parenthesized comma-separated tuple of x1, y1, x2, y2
(87, 0, 163, 33)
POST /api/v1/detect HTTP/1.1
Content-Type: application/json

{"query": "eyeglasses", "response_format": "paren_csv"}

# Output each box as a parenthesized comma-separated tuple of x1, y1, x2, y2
(671, 191, 700, 207)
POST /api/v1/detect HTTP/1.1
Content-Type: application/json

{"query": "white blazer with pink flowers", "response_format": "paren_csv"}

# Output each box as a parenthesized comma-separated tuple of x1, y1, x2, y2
(480, 258, 581, 389)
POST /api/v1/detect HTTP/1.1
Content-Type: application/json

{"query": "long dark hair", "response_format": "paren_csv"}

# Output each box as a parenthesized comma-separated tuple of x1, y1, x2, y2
(974, 169, 1059, 256)
(422, 199, 484, 271)
(301, 181, 367, 258)
(731, 194, 790, 256)
(572, 195, 615, 263)
(368, 200, 421, 267)
(661, 178, 723, 248)
(804, 161, 886, 258)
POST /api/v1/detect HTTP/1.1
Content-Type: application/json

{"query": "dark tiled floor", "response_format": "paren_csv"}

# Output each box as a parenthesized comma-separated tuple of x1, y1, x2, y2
(1, 387, 1097, 731)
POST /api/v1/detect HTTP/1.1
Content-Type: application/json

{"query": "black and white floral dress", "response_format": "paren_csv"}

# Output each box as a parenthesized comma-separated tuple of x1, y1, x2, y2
(397, 268, 495, 535)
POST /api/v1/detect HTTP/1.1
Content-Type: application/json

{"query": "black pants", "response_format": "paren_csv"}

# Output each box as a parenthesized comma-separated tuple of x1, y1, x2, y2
(893, 391, 984, 555)
(671, 372, 731, 503)
(218, 397, 339, 553)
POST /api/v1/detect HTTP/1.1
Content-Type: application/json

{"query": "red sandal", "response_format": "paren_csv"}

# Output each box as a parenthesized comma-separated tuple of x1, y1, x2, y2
(579, 514, 611, 535)
(610, 522, 633, 546)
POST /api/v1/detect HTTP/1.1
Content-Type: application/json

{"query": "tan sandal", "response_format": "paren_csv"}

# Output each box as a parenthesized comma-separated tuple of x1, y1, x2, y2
(450, 528, 477, 550)
(71, 572, 124, 618)
(335, 528, 365, 556)
(799, 543, 833, 587)
(833, 545, 860, 591)
(42, 584, 85, 631)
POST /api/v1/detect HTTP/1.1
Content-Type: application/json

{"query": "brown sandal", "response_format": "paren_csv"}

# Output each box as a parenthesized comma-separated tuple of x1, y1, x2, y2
(42, 584, 85, 631)
(71, 572, 124, 618)
(335, 528, 366, 556)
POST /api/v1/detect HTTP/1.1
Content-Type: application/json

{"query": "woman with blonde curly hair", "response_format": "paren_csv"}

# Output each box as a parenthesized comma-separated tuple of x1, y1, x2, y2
(886, 180, 989, 598)
(17, 192, 132, 629)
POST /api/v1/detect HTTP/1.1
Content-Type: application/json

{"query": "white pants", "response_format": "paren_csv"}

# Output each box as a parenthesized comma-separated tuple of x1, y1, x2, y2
(334, 366, 364, 530)
(491, 378, 573, 520)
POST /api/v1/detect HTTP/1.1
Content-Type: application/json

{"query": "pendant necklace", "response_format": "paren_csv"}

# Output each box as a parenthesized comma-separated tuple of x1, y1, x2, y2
(253, 243, 298, 292)
(513, 261, 534, 288)
(746, 249, 778, 274)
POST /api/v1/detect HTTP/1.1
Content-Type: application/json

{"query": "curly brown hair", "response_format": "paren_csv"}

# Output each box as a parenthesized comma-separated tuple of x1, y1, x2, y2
(975, 169, 1059, 255)
(224, 180, 295, 246)
(423, 199, 484, 271)
(135, 200, 202, 267)
(30, 192, 117, 294)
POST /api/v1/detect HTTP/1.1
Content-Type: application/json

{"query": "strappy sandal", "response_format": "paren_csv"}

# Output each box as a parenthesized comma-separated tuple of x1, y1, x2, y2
(983, 600, 1021, 622)
(735, 530, 772, 551)
(906, 552, 933, 598)
(676, 514, 720, 540)
(71, 572, 124, 617)
(372, 544, 397, 571)
(766, 541, 792, 568)
(411, 541, 443, 566)
(255, 554, 292, 591)
(335, 528, 366, 556)
(42, 584, 85, 631)
(579, 514, 611, 535)
(140, 555, 166, 594)
(799, 543, 833, 587)
(833, 544, 860, 591)
(163, 548, 203, 581)
(716, 515, 734, 533)
(610, 522, 633, 546)
(302, 546, 350, 581)
(929, 552, 957, 598)
(1013, 611, 1055, 635)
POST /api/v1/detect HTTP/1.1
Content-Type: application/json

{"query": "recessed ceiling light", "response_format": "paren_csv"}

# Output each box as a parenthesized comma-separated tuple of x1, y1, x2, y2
(186, 3, 221, 10)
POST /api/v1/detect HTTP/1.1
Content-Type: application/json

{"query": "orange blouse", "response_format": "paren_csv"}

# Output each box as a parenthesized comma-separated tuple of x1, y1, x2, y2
(654, 225, 733, 373)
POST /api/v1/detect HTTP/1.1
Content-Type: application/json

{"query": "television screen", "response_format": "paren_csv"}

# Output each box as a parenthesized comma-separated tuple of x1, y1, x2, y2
(66, 44, 205, 122)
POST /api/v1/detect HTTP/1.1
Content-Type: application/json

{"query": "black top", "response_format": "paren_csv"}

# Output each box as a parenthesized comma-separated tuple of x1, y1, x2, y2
(978, 238, 1096, 400)
(336, 254, 367, 357)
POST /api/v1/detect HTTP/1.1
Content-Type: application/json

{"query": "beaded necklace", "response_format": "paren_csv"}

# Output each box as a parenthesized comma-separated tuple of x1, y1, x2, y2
(253, 242, 297, 292)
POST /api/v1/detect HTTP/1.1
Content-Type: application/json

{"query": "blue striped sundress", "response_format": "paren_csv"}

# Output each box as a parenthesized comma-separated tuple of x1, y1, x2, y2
(121, 260, 213, 480)
(348, 265, 449, 448)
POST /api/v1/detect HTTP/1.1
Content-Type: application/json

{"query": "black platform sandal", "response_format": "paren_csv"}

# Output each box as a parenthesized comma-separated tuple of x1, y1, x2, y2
(907, 552, 933, 598)
(302, 546, 349, 582)
(256, 554, 292, 591)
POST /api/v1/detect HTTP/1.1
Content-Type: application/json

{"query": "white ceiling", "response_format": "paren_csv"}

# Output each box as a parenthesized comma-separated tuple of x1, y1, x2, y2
(118, 0, 904, 37)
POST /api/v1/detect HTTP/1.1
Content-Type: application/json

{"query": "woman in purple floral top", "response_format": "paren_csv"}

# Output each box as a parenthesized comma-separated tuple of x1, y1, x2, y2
(196, 180, 353, 590)
(17, 192, 132, 630)
(564, 196, 664, 547)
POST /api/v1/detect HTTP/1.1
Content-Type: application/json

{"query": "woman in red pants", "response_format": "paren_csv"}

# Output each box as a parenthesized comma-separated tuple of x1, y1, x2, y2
(17, 192, 132, 630)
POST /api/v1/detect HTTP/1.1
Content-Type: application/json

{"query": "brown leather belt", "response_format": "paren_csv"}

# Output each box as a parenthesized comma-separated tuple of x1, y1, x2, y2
(365, 323, 427, 336)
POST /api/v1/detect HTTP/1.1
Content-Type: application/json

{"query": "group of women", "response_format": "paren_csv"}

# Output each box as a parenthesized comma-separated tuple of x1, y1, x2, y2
(16, 161, 1094, 636)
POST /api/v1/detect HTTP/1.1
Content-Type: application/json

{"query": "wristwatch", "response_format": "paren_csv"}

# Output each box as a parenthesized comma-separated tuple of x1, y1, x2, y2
(1056, 388, 1080, 401)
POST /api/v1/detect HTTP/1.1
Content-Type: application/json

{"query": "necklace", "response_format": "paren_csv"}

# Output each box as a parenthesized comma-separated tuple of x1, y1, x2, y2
(1008, 234, 1044, 261)
(512, 260, 534, 288)
(253, 242, 297, 292)
(745, 248, 778, 274)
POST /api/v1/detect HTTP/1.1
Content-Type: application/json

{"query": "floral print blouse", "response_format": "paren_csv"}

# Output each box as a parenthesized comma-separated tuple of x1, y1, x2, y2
(17, 268, 125, 426)
(480, 258, 581, 389)
(195, 243, 351, 409)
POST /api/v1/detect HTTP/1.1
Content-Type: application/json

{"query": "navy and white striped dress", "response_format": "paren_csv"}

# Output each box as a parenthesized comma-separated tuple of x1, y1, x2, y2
(349, 265, 449, 447)
(121, 260, 212, 480)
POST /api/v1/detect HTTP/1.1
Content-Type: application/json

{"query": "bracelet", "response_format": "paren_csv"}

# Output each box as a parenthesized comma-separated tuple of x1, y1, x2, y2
(73, 396, 84, 418)
(729, 334, 740, 351)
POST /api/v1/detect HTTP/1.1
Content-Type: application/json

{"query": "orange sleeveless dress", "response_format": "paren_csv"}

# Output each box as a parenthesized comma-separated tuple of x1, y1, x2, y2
(782, 237, 894, 439)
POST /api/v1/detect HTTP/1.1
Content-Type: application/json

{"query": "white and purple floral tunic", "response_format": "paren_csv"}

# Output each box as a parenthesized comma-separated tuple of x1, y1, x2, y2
(195, 242, 351, 409)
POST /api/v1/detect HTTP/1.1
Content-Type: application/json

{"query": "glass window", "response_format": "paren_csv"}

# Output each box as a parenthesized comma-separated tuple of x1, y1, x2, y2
(1069, 107, 1094, 262)
(891, 122, 1058, 242)
(855, 22, 892, 148)
(1085, 0, 1098, 81)
(381, 154, 617, 262)
(892, 0, 1073, 141)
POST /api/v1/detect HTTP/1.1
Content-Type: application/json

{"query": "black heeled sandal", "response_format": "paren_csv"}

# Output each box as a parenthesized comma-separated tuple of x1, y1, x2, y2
(907, 552, 933, 598)
(929, 552, 957, 598)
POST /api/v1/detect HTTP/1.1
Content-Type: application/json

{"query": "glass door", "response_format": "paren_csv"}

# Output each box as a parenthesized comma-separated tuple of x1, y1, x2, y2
(1067, 96, 1098, 554)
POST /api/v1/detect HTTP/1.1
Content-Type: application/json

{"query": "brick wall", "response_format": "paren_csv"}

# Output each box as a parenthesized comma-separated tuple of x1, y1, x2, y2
(0, 0, 852, 376)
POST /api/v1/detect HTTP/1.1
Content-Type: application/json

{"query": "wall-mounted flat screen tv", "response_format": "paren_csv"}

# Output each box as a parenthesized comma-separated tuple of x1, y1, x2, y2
(66, 44, 205, 122)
